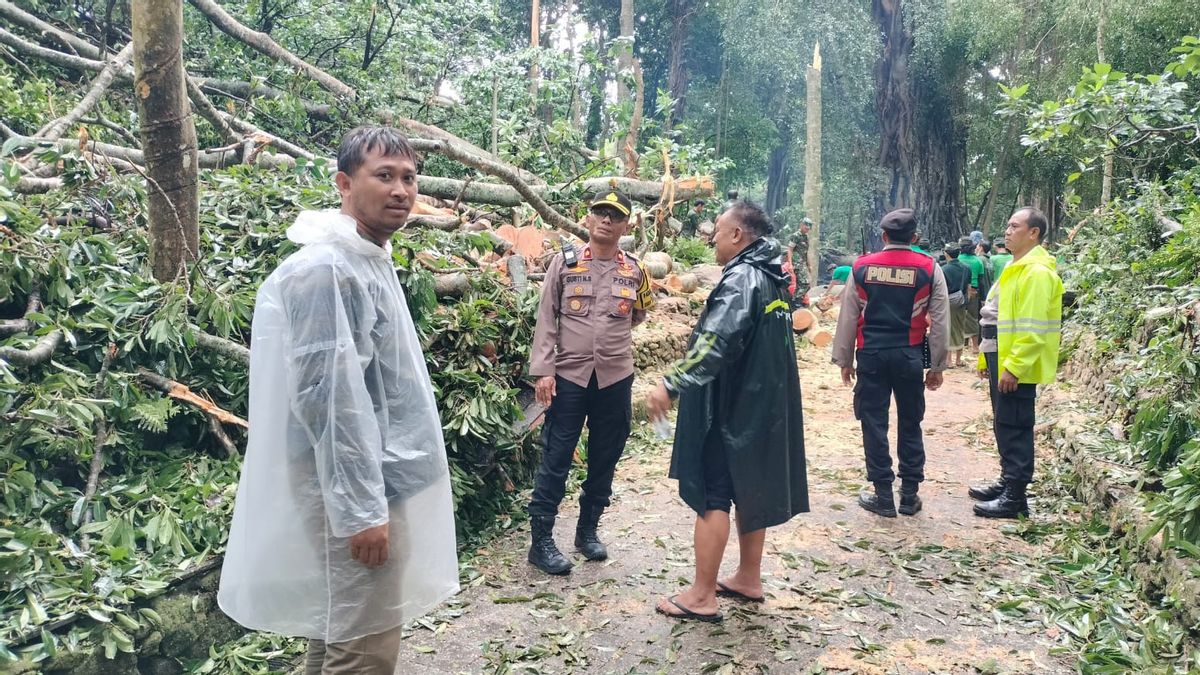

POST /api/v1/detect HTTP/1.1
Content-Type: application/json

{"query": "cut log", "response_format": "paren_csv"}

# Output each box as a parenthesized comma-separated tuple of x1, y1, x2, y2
(792, 308, 816, 332)
(643, 251, 673, 274)
(809, 328, 834, 348)
(434, 272, 470, 298)
(644, 260, 670, 279)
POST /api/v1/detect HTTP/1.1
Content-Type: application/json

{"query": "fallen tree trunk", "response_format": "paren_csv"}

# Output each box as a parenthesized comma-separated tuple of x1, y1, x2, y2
(404, 215, 461, 231)
(187, 77, 239, 145)
(186, 0, 355, 100)
(422, 138, 590, 241)
(397, 118, 544, 185)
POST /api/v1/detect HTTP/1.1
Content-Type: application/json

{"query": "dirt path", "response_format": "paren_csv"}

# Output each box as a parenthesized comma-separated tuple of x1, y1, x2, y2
(402, 347, 1066, 674)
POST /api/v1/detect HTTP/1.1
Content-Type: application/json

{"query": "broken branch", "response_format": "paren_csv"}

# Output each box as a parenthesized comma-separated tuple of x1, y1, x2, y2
(0, 330, 62, 367)
(135, 367, 249, 429)
(186, 0, 356, 100)
(36, 43, 133, 142)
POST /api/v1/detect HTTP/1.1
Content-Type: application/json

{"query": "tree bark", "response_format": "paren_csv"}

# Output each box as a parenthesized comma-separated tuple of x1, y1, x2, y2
(194, 330, 249, 364)
(36, 43, 133, 142)
(186, 0, 356, 100)
(622, 60, 644, 178)
(529, 0, 541, 108)
(187, 77, 239, 145)
(764, 124, 792, 215)
(133, 0, 200, 283)
(804, 45, 823, 287)
(665, 0, 694, 129)
(872, 0, 965, 244)
(617, 0, 635, 103)
(1097, 0, 1113, 207)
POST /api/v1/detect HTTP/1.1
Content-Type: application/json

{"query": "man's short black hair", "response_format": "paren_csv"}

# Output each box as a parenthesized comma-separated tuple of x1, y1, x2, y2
(337, 126, 419, 176)
(695, 199, 706, 207)
(978, 241, 992, 254)
(1014, 206, 1048, 242)
(944, 245, 960, 258)
(725, 200, 774, 238)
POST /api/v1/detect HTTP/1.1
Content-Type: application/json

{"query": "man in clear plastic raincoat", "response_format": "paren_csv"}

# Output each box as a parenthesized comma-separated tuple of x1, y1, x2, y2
(218, 127, 459, 674)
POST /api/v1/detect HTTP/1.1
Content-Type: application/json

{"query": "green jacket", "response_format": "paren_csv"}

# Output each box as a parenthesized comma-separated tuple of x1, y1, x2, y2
(991, 253, 1013, 280)
(997, 245, 1063, 384)
(959, 253, 986, 289)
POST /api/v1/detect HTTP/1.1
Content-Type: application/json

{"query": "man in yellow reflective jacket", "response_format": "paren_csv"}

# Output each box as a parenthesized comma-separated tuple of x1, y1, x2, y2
(972, 207, 1063, 519)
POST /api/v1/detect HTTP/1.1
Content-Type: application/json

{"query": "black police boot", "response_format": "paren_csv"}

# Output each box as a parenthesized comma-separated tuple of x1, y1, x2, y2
(574, 505, 608, 561)
(968, 478, 1005, 501)
(857, 482, 896, 518)
(973, 482, 1029, 519)
(899, 481, 922, 516)
(528, 516, 572, 575)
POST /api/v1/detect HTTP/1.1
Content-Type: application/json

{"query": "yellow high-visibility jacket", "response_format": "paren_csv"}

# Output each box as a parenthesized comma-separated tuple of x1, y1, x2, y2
(996, 245, 1063, 384)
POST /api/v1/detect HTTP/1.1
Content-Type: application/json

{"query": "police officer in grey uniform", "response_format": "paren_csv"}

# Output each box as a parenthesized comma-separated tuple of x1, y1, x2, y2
(527, 191, 654, 575)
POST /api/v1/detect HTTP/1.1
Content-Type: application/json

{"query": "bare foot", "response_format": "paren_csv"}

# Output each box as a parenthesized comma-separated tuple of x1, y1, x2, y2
(655, 585, 718, 617)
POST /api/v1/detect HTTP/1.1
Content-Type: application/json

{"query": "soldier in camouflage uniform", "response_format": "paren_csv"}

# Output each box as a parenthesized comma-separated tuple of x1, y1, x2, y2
(784, 217, 812, 306)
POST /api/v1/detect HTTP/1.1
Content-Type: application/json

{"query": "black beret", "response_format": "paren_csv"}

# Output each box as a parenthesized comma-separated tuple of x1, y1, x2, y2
(880, 208, 917, 233)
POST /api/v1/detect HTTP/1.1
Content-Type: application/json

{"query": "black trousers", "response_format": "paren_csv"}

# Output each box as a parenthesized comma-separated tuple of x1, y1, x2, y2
(984, 352, 1037, 483)
(853, 347, 926, 486)
(528, 373, 633, 518)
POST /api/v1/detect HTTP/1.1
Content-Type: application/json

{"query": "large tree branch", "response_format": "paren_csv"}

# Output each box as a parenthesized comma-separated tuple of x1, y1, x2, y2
(0, 330, 62, 367)
(0, 0, 102, 58)
(0, 288, 40, 337)
(0, 26, 107, 72)
(394, 117, 545, 185)
(186, 77, 239, 145)
(194, 330, 249, 364)
(423, 139, 588, 240)
(37, 43, 134, 142)
(186, 0, 356, 100)
(193, 77, 334, 120)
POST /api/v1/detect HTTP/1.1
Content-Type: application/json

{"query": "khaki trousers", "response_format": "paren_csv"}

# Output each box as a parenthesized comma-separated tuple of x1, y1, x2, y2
(304, 625, 404, 675)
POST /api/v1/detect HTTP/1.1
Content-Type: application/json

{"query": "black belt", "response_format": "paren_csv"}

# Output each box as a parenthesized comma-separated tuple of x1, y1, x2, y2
(981, 325, 998, 339)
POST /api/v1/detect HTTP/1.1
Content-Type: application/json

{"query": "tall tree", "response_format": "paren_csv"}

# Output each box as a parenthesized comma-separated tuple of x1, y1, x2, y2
(804, 44, 823, 285)
(132, 0, 199, 282)
(873, 0, 965, 244)
(666, 0, 695, 129)
(617, 0, 634, 102)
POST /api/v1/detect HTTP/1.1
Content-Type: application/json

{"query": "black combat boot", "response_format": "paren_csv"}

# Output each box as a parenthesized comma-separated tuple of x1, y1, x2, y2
(528, 515, 572, 575)
(973, 482, 1029, 519)
(574, 505, 608, 561)
(899, 481, 922, 516)
(967, 478, 1005, 501)
(857, 482, 896, 518)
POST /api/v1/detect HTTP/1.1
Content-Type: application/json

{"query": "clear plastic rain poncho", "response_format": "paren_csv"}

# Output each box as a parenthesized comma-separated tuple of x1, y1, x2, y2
(218, 210, 459, 643)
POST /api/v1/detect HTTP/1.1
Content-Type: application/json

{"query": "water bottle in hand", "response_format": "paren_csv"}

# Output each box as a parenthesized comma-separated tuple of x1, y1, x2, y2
(652, 416, 673, 440)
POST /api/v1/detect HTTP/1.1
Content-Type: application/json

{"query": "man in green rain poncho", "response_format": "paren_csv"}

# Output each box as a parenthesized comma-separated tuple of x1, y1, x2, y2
(646, 200, 809, 623)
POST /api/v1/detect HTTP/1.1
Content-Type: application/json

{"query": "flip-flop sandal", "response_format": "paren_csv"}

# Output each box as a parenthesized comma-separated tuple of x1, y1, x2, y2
(656, 595, 723, 623)
(715, 581, 765, 603)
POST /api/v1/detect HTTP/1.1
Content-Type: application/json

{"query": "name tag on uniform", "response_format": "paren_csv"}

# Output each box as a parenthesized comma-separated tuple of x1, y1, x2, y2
(864, 265, 917, 287)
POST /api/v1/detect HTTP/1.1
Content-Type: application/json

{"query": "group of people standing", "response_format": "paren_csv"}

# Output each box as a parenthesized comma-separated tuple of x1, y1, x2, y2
(830, 207, 1063, 521)
(213, 125, 1064, 672)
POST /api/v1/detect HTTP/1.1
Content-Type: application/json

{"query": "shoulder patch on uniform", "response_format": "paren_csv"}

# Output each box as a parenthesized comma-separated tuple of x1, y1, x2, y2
(634, 261, 655, 310)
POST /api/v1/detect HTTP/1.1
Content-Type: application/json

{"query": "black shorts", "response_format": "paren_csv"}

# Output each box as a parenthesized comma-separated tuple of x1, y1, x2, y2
(702, 431, 736, 513)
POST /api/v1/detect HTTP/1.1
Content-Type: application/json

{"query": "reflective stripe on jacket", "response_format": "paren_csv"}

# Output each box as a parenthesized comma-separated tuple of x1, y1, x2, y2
(996, 245, 1063, 384)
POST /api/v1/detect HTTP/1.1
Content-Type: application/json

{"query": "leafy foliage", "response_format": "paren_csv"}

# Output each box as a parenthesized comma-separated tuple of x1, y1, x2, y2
(0, 162, 539, 663)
